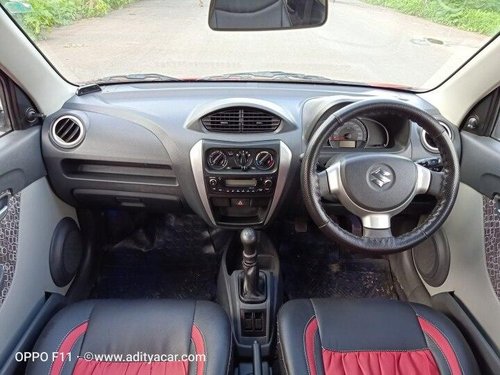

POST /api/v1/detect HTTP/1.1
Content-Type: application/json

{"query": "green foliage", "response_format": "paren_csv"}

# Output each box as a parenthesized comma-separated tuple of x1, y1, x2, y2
(2, 0, 133, 38)
(364, 0, 500, 35)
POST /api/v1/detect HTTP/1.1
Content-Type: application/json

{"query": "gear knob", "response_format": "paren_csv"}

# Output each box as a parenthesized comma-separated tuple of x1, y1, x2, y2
(240, 228, 262, 301)
(241, 228, 257, 254)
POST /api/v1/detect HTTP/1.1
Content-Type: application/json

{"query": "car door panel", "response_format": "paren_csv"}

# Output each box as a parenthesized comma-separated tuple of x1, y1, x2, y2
(461, 132, 500, 199)
(0, 106, 78, 366)
(424, 184, 500, 349)
(435, 88, 500, 351)
(0, 177, 77, 361)
(0, 127, 46, 196)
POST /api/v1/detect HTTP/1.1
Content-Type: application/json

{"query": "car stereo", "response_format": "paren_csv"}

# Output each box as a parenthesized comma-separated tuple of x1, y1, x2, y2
(206, 176, 275, 195)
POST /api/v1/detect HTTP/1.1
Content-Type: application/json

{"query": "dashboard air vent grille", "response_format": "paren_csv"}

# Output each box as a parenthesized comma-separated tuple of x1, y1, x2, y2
(421, 122, 452, 153)
(202, 107, 281, 133)
(51, 115, 85, 148)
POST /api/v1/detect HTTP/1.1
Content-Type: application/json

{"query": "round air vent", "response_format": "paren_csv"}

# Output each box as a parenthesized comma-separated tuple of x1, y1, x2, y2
(421, 122, 452, 153)
(50, 115, 85, 148)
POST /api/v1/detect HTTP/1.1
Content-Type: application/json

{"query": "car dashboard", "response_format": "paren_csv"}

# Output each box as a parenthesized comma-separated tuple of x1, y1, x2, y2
(42, 82, 460, 228)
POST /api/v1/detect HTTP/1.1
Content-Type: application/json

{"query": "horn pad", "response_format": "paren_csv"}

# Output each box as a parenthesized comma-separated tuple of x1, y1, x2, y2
(341, 154, 418, 211)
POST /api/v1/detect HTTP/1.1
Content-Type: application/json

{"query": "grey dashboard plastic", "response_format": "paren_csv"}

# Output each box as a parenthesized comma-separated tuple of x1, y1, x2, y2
(41, 82, 458, 226)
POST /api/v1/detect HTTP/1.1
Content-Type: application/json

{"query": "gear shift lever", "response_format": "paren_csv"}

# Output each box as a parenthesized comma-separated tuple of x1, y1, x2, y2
(241, 228, 262, 300)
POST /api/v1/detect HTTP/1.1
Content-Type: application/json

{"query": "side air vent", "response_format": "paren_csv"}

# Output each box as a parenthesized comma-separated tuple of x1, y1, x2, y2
(202, 107, 281, 133)
(421, 122, 452, 153)
(51, 115, 85, 148)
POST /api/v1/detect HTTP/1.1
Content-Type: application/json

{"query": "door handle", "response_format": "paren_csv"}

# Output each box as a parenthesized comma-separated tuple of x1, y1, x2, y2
(494, 194, 500, 219)
(0, 190, 11, 221)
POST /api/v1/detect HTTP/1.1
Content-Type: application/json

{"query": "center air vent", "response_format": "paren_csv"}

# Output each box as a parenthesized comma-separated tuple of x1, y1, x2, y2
(202, 107, 281, 133)
(51, 115, 85, 148)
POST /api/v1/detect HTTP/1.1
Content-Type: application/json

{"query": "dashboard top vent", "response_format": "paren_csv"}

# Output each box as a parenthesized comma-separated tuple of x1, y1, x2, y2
(51, 115, 85, 148)
(421, 122, 452, 153)
(202, 107, 281, 133)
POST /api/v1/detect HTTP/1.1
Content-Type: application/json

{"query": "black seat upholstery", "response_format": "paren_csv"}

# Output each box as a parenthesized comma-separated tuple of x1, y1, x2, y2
(27, 299, 232, 375)
(278, 298, 479, 375)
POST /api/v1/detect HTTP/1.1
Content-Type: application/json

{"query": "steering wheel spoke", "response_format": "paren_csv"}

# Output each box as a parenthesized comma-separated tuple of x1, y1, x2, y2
(415, 163, 432, 194)
(414, 163, 445, 197)
(318, 162, 341, 199)
(361, 214, 393, 238)
(427, 171, 445, 197)
(362, 226, 393, 238)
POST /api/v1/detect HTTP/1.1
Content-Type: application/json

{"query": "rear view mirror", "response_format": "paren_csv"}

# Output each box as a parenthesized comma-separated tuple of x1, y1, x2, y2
(209, 0, 327, 31)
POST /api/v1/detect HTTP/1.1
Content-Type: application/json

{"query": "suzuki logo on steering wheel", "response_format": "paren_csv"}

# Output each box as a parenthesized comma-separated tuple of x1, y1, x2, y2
(369, 167, 393, 188)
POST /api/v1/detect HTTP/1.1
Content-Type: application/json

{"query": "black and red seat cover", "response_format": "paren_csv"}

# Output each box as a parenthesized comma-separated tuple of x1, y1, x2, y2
(27, 299, 232, 375)
(278, 298, 479, 375)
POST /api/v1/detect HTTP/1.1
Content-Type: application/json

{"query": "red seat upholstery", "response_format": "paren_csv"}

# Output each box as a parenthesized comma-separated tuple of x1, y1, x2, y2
(278, 298, 479, 375)
(27, 299, 232, 375)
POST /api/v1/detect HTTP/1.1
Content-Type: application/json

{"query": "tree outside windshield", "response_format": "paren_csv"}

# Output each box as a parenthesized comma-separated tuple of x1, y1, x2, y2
(1, 0, 499, 89)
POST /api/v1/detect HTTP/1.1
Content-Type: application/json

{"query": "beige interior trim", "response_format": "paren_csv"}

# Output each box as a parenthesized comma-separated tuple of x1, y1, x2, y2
(0, 178, 77, 356)
(420, 37, 500, 125)
(420, 184, 500, 349)
(0, 9, 74, 114)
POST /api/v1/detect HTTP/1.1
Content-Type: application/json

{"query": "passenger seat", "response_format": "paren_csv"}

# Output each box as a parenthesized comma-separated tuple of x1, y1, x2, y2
(27, 299, 232, 375)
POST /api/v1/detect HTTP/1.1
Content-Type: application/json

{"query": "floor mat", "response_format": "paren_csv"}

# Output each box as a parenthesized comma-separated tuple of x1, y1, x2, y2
(279, 227, 403, 300)
(91, 214, 220, 300)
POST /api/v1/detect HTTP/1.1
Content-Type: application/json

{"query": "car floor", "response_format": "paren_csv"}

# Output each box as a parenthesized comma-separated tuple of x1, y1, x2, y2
(90, 213, 222, 300)
(90, 213, 406, 302)
(277, 224, 406, 300)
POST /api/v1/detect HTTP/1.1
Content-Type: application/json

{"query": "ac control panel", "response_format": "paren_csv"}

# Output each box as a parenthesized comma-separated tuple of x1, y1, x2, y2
(201, 141, 281, 226)
(206, 148, 277, 172)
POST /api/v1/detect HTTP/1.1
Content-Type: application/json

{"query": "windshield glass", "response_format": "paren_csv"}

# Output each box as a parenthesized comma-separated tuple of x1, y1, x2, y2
(2, 0, 499, 89)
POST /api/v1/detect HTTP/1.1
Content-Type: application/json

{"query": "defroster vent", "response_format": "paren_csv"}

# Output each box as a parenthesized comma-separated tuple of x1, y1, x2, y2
(202, 107, 281, 133)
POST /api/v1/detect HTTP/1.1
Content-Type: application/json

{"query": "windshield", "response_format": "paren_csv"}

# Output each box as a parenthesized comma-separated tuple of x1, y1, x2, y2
(2, 0, 499, 89)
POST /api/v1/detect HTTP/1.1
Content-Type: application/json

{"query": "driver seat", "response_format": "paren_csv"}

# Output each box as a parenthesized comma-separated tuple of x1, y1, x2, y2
(278, 298, 479, 375)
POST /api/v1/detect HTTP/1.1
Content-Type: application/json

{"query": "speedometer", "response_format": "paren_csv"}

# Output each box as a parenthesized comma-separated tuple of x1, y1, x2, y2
(328, 119, 368, 149)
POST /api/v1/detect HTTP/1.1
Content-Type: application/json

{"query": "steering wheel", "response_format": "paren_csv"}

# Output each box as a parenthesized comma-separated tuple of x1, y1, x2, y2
(301, 99, 460, 253)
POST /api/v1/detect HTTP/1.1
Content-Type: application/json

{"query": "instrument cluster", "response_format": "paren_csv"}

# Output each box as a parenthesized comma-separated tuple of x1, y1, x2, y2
(326, 117, 389, 149)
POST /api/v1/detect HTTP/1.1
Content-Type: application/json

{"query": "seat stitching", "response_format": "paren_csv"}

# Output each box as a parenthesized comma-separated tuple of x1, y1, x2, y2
(225, 326, 234, 375)
(193, 323, 207, 375)
(425, 333, 452, 374)
(189, 338, 197, 375)
(321, 348, 431, 352)
(48, 320, 88, 375)
(418, 314, 465, 375)
(277, 320, 290, 375)
(303, 314, 316, 375)
(309, 298, 322, 375)
(190, 301, 204, 375)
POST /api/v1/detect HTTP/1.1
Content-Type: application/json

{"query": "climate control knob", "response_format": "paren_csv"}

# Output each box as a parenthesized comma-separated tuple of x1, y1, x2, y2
(207, 150, 228, 170)
(255, 151, 275, 171)
(235, 150, 252, 170)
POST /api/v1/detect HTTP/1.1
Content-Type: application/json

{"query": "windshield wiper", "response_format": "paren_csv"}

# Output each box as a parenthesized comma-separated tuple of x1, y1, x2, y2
(90, 73, 182, 85)
(199, 71, 339, 83)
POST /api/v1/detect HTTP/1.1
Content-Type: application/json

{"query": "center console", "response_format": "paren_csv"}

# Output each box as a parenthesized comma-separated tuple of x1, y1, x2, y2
(217, 228, 282, 360)
(190, 140, 291, 227)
